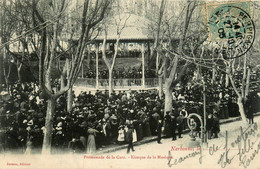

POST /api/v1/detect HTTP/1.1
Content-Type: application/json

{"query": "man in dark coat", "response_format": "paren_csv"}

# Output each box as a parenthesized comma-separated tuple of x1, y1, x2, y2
(245, 97, 254, 124)
(125, 125, 135, 153)
(176, 114, 184, 138)
(157, 119, 163, 144)
(171, 113, 177, 141)
(212, 110, 220, 138)
(68, 137, 85, 154)
(151, 110, 160, 135)
(164, 111, 172, 138)
(207, 113, 214, 139)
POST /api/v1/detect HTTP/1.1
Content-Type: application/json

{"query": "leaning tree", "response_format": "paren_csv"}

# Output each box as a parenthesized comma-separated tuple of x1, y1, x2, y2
(21, 0, 112, 154)
(154, 0, 208, 115)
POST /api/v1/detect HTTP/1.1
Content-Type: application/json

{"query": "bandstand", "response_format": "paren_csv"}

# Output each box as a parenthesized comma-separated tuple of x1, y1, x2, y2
(74, 14, 159, 91)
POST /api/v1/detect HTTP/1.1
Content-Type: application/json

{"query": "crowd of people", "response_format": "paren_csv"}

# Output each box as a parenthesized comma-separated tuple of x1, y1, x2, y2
(0, 83, 167, 154)
(0, 70, 259, 154)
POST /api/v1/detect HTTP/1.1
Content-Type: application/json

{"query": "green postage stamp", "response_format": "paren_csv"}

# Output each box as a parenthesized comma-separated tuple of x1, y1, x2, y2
(206, 1, 255, 59)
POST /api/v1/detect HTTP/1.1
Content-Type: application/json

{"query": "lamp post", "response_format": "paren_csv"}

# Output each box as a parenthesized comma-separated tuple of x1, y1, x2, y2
(202, 77, 207, 145)
(186, 76, 208, 147)
(186, 113, 203, 148)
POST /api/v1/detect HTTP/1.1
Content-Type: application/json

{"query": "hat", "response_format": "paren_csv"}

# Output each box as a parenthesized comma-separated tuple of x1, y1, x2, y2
(0, 91, 8, 96)
(28, 109, 35, 113)
(27, 120, 33, 126)
(57, 122, 62, 127)
(41, 126, 46, 132)
(88, 122, 95, 128)
(56, 116, 62, 121)
(56, 130, 63, 134)
(125, 120, 130, 125)
(110, 114, 117, 120)
(80, 121, 88, 127)
(56, 126, 62, 131)
(128, 124, 134, 128)
(104, 114, 110, 120)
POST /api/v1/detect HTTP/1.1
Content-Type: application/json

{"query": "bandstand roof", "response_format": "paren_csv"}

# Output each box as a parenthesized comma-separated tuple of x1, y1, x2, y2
(94, 14, 154, 43)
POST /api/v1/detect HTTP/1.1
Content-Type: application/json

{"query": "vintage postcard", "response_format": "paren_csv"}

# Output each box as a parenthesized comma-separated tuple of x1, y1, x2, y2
(0, 0, 260, 169)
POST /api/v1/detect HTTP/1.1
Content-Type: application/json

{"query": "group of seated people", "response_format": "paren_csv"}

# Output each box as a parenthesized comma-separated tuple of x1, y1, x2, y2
(82, 67, 157, 79)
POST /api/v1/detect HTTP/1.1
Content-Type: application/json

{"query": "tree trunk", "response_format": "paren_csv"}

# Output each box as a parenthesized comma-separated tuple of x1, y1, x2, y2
(237, 96, 247, 124)
(156, 51, 164, 99)
(158, 75, 163, 99)
(245, 68, 251, 98)
(3, 47, 11, 94)
(164, 84, 172, 115)
(17, 63, 22, 83)
(156, 50, 159, 72)
(60, 75, 65, 90)
(67, 88, 73, 112)
(86, 47, 91, 69)
(42, 97, 55, 154)
(96, 43, 99, 89)
(141, 43, 145, 89)
(108, 69, 113, 96)
(17, 40, 23, 83)
(4, 76, 9, 94)
(232, 58, 235, 73)
(242, 55, 247, 98)
(81, 63, 84, 78)
(225, 66, 230, 88)
(196, 66, 200, 80)
(17, 69, 22, 82)
(229, 75, 247, 124)
(237, 57, 241, 70)
(42, 22, 57, 154)
(39, 29, 47, 88)
(211, 65, 216, 83)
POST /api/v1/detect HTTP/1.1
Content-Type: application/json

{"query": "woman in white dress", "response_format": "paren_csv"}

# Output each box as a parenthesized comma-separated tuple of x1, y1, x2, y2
(86, 124, 99, 154)
(117, 125, 125, 144)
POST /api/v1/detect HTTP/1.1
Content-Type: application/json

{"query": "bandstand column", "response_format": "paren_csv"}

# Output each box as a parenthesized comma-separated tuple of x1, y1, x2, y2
(141, 42, 145, 89)
(95, 43, 99, 89)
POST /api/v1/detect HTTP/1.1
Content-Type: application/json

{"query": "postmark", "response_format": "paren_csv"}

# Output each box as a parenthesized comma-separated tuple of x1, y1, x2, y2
(207, 1, 255, 59)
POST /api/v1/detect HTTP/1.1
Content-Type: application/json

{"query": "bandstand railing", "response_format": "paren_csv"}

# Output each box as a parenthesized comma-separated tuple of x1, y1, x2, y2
(74, 78, 159, 89)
